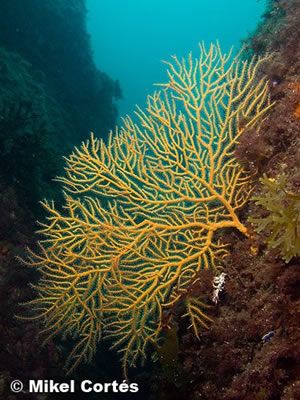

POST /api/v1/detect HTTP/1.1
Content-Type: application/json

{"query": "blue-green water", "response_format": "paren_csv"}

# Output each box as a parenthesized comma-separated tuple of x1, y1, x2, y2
(87, 0, 266, 117)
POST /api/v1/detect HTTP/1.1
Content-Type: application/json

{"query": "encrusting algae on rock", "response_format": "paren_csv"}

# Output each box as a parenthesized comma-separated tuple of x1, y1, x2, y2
(19, 43, 272, 377)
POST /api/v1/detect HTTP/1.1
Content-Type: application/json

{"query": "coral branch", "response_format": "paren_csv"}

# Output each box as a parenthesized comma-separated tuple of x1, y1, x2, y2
(23, 43, 271, 374)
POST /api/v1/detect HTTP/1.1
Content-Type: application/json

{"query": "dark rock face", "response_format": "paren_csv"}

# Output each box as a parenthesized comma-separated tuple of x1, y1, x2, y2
(0, 0, 121, 143)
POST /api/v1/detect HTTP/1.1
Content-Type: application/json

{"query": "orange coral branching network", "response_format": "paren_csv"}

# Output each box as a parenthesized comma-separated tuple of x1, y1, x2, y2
(21, 43, 272, 376)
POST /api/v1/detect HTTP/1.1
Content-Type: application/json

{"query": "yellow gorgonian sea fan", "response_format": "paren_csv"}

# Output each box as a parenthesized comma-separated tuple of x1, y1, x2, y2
(22, 43, 272, 376)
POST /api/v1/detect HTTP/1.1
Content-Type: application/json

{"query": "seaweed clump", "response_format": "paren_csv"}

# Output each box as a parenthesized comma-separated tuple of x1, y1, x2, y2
(250, 174, 300, 263)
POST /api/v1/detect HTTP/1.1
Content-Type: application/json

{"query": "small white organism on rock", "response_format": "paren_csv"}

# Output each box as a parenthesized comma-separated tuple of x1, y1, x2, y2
(212, 272, 227, 304)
